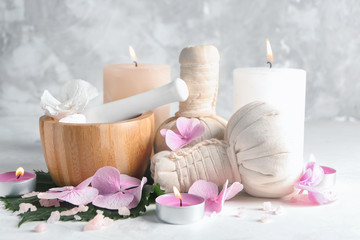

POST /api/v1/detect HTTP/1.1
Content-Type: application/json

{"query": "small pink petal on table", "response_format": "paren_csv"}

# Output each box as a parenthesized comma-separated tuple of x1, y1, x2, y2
(22, 191, 39, 198)
(34, 223, 47, 233)
(47, 211, 60, 224)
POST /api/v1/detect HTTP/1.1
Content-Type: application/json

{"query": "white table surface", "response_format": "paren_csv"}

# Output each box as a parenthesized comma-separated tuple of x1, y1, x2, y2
(0, 116, 359, 239)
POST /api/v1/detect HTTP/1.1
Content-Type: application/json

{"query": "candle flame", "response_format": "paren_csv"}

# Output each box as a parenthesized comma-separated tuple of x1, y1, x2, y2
(15, 167, 24, 179)
(128, 45, 137, 62)
(266, 38, 273, 63)
(173, 186, 182, 201)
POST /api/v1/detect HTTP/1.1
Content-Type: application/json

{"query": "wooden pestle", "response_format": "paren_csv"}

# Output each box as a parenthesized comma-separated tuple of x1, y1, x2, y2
(154, 45, 227, 153)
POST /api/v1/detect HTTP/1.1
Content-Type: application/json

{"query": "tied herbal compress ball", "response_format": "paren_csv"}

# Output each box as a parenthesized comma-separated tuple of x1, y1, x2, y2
(154, 45, 227, 153)
(151, 101, 303, 198)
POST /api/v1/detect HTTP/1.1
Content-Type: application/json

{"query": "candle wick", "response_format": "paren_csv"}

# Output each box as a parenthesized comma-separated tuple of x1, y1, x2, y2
(133, 61, 138, 67)
(267, 61, 272, 69)
(16, 175, 21, 180)
(180, 199, 182, 207)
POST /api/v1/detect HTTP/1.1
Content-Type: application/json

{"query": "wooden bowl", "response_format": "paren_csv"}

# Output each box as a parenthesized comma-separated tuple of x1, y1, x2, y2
(39, 112, 154, 186)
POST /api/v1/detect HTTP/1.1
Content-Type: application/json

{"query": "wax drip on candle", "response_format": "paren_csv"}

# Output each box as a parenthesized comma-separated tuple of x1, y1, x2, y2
(129, 45, 138, 67)
(173, 186, 183, 207)
(266, 39, 273, 69)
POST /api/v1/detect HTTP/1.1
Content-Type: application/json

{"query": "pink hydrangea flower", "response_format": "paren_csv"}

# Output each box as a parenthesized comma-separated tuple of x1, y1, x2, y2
(295, 156, 337, 205)
(38, 177, 98, 206)
(160, 117, 205, 151)
(91, 166, 147, 210)
(188, 179, 243, 214)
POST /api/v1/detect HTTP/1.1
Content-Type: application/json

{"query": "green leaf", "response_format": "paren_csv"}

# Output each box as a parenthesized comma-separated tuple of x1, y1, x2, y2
(0, 171, 165, 227)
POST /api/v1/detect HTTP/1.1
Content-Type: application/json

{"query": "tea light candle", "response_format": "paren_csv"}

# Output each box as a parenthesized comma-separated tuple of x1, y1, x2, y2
(156, 186, 205, 224)
(0, 167, 36, 197)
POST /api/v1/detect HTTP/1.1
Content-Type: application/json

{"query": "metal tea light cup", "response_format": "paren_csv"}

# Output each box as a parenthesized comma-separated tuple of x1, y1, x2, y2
(156, 193, 205, 225)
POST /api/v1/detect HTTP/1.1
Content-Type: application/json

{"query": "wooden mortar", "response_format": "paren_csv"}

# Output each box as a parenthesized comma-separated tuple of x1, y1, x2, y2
(39, 112, 154, 186)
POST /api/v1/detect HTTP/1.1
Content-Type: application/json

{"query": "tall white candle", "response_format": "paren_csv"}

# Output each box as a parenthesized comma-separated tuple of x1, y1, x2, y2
(233, 68, 306, 159)
(232, 40, 306, 197)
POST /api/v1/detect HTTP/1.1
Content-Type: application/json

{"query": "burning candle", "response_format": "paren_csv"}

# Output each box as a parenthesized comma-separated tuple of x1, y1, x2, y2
(0, 167, 36, 197)
(233, 39, 306, 176)
(103, 46, 171, 130)
(156, 186, 205, 224)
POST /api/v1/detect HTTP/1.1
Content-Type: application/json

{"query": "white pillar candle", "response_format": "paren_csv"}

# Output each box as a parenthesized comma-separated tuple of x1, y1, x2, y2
(233, 67, 306, 193)
(233, 67, 306, 156)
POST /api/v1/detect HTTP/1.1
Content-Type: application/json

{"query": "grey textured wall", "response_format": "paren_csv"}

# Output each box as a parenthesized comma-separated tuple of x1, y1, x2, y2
(1, 0, 359, 120)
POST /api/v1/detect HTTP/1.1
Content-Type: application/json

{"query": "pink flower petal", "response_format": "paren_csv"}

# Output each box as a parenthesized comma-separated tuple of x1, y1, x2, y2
(308, 190, 337, 205)
(188, 180, 219, 200)
(297, 162, 324, 187)
(92, 192, 134, 210)
(38, 191, 70, 200)
(48, 186, 74, 192)
(204, 198, 224, 214)
(225, 182, 243, 200)
(75, 177, 93, 190)
(165, 129, 188, 151)
(59, 187, 98, 205)
(125, 177, 147, 209)
(207, 180, 228, 214)
(176, 117, 198, 137)
(216, 180, 229, 203)
(187, 123, 205, 142)
(160, 129, 168, 137)
(120, 174, 141, 189)
(92, 166, 121, 195)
